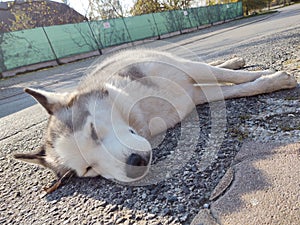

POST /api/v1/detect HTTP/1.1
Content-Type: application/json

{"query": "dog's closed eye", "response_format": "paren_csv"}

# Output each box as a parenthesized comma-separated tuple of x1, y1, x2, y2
(82, 166, 92, 176)
(129, 128, 137, 135)
(90, 123, 99, 142)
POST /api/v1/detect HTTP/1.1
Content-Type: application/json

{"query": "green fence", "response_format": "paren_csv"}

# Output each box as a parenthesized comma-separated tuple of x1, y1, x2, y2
(0, 2, 243, 74)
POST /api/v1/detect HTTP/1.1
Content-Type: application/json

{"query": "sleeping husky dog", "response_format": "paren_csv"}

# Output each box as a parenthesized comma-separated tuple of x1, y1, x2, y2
(14, 49, 297, 183)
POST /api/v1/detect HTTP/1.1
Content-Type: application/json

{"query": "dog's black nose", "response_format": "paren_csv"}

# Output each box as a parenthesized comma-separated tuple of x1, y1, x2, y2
(127, 153, 149, 166)
(126, 153, 150, 179)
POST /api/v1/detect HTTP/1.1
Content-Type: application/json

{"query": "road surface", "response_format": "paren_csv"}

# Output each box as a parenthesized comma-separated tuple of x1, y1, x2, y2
(0, 4, 299, 225)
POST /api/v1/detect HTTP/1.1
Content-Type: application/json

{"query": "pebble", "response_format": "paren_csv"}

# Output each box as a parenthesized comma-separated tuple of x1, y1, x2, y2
(142, 192, 147, 199)
(167, 195, 178, 202)
(179, 213, 189, 222)
(145, 213, 156, 219)
(105, 204, 118, 213)
(161, 208, 171, 216)
(203, 203, 210, 209)
(116, 217, 126, 224)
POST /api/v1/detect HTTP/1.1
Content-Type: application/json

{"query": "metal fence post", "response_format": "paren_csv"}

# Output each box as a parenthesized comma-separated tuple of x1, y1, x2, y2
(206, 6, 211, 25)
(86, 20, 103, 55)
(185, 9, 193, 29)
(170, 10, 181, 34)
(193, 7, 201, 29)
(121, 17, 133, 45)
(152, 13, 161, 39)
(42, 26, 59, 64)
(217, 4, 221, 22)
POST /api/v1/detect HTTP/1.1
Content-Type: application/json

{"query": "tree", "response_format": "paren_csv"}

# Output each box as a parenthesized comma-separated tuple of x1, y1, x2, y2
(9, 8, 35, 31)
(130, 0, 162, 16)
(242, 0, 268, 15)
(162, 0, 193, 10)
(206, 0, 217, 5)
(206, 0, 239, 5)
(266, 0, 272, 10)
(131, 0, 193, 16)
(88, 0, 126, 20)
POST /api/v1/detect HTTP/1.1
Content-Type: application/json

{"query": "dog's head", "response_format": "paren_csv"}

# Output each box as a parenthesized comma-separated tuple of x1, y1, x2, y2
(14, 88, 152, 183)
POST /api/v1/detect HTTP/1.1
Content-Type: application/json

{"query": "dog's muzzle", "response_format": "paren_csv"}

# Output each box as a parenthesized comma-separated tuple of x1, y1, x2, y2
(125, 153, 150, 179)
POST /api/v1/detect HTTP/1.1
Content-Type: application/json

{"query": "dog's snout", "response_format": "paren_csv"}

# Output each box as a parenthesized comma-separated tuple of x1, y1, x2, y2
(125, 153, 150, 179)
(127, 153, 149, 166)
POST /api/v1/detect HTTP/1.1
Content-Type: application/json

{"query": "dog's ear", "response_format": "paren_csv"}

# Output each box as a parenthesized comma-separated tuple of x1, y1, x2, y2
(25, 88, 71, 115)
(14, 147, 70, 177)
(13, 147, 47, 167)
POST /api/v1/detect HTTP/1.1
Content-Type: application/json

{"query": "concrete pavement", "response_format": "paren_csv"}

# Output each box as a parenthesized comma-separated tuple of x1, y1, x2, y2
(192, 142, 300, 225)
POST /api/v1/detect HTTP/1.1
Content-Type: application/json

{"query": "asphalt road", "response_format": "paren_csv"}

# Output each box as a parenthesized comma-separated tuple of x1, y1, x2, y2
(0, 4, 299, 224)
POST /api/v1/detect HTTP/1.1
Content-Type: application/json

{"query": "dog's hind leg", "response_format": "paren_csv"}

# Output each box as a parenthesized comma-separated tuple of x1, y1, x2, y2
(193, 71, 297, 104)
